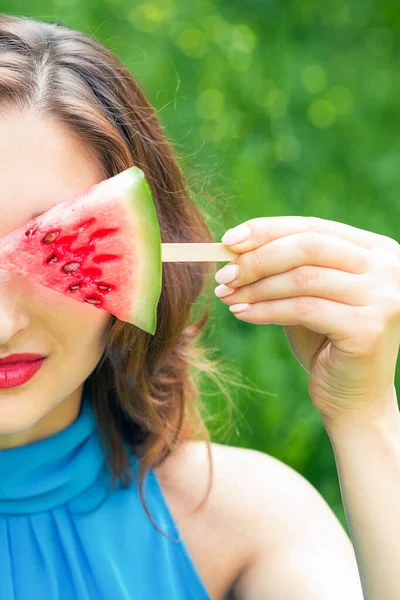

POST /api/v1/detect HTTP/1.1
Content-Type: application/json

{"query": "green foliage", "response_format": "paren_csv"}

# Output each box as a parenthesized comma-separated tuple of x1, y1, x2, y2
(7, 1, 400, 532)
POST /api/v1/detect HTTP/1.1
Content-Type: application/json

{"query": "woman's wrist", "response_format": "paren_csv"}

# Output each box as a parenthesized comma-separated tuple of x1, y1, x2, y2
(321, 386, 400, 443)
(320, 389, 400, 600)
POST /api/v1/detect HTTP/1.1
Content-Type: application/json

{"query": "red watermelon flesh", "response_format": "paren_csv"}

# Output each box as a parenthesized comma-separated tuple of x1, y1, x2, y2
(0, 166, 162, 335)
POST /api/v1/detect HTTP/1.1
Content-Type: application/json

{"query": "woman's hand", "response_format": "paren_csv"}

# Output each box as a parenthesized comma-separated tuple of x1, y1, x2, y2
(215, 216, 400, 428)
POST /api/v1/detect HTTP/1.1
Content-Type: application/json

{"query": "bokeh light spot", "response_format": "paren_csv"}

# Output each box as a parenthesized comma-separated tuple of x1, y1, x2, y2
(177, 28, 207, 58)
(264, 89, 287, 119)
(301, 64, 327, 94)
(274, 134, 302, 163)
(231, 24, 257, 53)
(197, 89, 224, 120)
(325, 85, 354, 114)
(308, 99, 337, 128)
(129, 1, 175, 32)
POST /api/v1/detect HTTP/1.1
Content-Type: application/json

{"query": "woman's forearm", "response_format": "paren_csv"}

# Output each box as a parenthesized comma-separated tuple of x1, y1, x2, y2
(325, 395, 400, 600)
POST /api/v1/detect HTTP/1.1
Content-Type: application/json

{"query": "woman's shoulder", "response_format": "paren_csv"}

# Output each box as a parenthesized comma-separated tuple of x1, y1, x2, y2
(155, 440, 362, 599)
(153, 440, 323, 599)
(154, 438, 319, 530)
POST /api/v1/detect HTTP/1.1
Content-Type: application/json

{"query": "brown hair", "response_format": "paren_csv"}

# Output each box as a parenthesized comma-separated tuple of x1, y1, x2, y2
(0, 13, 246, 538)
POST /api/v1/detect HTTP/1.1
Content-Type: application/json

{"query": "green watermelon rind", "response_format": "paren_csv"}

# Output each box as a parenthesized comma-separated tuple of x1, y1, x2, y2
(121, 167, 162, 335)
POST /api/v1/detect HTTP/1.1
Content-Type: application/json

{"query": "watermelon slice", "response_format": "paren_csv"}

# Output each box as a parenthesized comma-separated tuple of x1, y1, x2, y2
(0, 166, 162, 335)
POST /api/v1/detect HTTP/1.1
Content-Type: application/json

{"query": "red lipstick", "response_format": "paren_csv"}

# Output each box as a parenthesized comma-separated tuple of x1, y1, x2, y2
(0, 353, 46, 365)
(0, 354, 47, 388)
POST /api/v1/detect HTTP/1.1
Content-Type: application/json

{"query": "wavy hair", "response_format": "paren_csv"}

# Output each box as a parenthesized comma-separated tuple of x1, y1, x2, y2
(0, 13, 246, 538)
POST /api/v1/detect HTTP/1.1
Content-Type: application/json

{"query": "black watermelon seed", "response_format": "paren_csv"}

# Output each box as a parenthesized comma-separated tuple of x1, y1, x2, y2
(25, 224, 38, 236)
(46, 254, 59, 265)
(97, 284, 112, 292)
(68, 283, 82, 292)
(42, 231, 59, 244)
(85, 296, 101, 306)
(62, 262, 80, 273)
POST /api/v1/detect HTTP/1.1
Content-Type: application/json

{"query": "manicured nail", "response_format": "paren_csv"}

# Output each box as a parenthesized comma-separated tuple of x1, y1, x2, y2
(214, 284, 235, 298)
(229, 303, 250, 313)
(221, 224, 251, 245)
(215, 264, 239, 285)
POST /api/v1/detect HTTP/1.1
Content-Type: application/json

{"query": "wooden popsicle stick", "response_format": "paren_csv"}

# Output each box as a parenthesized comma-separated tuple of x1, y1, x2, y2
(161, 243, 239, 263)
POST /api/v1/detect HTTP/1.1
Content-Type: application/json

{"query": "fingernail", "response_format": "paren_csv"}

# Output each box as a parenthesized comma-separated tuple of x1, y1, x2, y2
(214, 284, 235, 298)
(215, 264, 239, 285)
(221, 224, 251, 245)
(229, 303, 250, 314)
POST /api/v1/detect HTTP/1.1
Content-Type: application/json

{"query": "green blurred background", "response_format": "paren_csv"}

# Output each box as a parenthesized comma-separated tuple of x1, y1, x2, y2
(6, 1, 400, 533)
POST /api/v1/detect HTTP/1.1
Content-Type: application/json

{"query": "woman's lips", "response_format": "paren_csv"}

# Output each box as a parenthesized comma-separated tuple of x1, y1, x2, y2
(0, 353, 46, 365)
(0, 357, 47, 388)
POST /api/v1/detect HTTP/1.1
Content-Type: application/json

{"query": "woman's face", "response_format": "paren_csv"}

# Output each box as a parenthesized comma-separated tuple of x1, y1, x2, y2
(0, 108, 112, 448)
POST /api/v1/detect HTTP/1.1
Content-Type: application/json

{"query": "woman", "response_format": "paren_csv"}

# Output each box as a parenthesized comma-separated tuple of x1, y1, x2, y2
(0, 12, 398, 600)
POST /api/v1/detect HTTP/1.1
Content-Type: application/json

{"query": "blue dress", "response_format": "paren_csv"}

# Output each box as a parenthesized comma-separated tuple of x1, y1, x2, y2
(0, 389, 211, 599)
